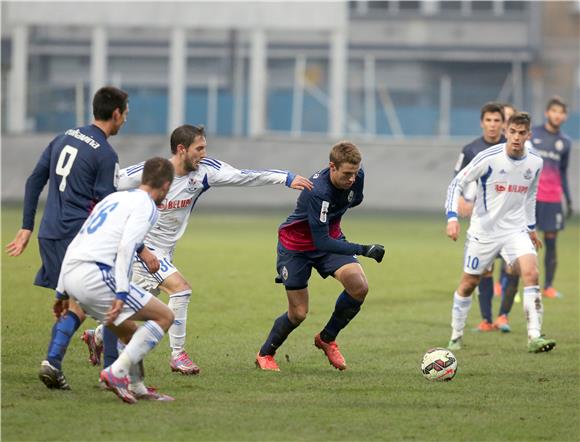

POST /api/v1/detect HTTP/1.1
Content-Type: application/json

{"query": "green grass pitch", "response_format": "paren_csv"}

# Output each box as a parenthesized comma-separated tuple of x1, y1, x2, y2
(2, 207, 579, 441)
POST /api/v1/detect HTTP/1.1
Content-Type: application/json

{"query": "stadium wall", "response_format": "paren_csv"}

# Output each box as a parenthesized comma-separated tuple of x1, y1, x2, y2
(2, 135, 578, 212)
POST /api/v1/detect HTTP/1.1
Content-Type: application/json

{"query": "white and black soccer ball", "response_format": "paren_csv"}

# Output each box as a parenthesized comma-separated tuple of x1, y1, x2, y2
(421, 348, 457, 381)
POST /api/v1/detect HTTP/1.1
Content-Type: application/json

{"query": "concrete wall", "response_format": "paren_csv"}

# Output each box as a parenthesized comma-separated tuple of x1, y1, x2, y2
(3, 135, 578, 213)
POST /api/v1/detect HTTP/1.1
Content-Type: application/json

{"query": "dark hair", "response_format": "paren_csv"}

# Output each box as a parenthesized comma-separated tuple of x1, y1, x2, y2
(480, 102, 505, 121)
(329, 141, 361, 167)
(92, 86, 129, 120)
(141, 157, 174, 189)
(170, 124, 206, 154)
(546, 96, 567, 113)
(507, 112, 532, 130)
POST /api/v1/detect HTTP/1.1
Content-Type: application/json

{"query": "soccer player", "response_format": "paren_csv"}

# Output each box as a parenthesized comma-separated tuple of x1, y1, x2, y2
(255, 141, 385, 371)
(452, 102, 506, 332)
(56, 157, 175, 404)
(530, 97, 573, 299)
(83, 124, 313, 375)
(445, 112, 556, 353)
(3, 86, 150, 389)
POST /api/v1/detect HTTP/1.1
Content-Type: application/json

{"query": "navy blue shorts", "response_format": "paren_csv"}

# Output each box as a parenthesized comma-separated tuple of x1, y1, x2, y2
(276, 242, 359, 290)
(536, 201, 564, 232)
(35, 237, 74, 289)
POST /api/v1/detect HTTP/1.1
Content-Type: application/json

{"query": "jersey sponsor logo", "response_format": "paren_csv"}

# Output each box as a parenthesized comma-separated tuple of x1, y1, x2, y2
(495, 182, 507, 192)
(507, 184, 529, 193)
(523, 169, 533, 180)
(320, 201, 329, 223)
(158, 198, 193, 210)
(555, 140, 564, 151)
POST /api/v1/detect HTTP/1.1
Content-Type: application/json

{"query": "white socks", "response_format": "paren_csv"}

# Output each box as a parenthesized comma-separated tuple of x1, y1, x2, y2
(451, 291, 473, 340)
(110, 321, 164, 378)
(168, 290, 191, 357)
(523, 285, 543, 340)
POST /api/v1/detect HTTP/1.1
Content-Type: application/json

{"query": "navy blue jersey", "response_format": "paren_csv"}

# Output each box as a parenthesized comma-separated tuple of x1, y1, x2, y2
(454, 135, 507, 174)
(22, 124, 119, 239)
(278, 167, 364, 255)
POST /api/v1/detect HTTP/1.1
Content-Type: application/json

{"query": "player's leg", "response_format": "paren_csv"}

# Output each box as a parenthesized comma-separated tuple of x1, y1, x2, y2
(314, 256, 366, 370)
(158, 271, 200, 375)
(447, 236, 498, 350)
(101, 284, 174, 403)
(37, 238, 86, 389)
(494, 261, 520, 332)
(543, 231, 561, 298)
(503, 232, 555, 353)
(476, 268, 495, 331)
(256, 246, 311, 371)
(537, 201, 564, 298)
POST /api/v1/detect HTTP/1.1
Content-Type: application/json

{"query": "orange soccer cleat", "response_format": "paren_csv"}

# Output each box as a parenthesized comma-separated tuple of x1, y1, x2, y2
(314, 333, 347, 370)
(255, 353, 280, 371)
(493, 314, 511, 333)
(476, 320, 496, 332)
(542, 287, 563, 299)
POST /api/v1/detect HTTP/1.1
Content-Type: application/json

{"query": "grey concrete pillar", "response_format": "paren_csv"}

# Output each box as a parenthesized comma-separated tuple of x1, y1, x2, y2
(329, 29, 347, 137)
(168, 27, 186, 132)
(8, 25, 28, 133)
(249, 29, 266, 137)
(90, 26, 108, 99)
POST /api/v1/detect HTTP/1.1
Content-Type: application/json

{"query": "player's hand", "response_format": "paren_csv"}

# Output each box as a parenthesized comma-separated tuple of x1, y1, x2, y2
(362, 244, 385, 263)
(138, 247, 159, 273)
(105, 300, 124, 325)
(566, 201, 573, 219)
(447, 220, 460, 241)
(53, 299, 69, 320)
(5, 229, 32, 256)
(529, 231, 542, 249)
(290, 175, 313, 191)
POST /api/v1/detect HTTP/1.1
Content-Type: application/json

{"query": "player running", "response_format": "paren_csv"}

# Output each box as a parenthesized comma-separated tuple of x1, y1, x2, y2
(445, 112, 556, 353)
(255, 141, 385, 371)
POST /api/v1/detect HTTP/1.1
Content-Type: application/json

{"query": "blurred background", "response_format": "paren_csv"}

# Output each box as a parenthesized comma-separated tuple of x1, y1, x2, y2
(2, 1, 579, 210)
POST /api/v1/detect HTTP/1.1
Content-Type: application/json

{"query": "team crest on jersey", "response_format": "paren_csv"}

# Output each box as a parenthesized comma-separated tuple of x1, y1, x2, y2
(555, 140, 564, 151)
(347, 191, 354, 203)
(281, 266, 289, 281)
(523, 169, 533, 180)
(187, 177, 198, 192)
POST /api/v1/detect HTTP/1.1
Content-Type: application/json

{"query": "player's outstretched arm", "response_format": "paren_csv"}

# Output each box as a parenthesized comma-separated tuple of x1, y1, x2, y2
(289, 175, 313, 191)
(5, 228, 32, 256)
(361, 244, 385, 263)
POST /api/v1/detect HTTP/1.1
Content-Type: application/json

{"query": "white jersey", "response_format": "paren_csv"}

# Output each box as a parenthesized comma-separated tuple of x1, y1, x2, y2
(119, 157, 293, 253)
(57, 189, 159, 294)
(445, 143, 543, 238)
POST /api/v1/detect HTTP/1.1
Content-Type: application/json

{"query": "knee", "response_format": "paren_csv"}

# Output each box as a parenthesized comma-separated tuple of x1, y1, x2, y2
(459, 278, 478, 295)
(521, 268, 539, 285)
(349, 281, 369, 301)
(288, 307, 308, 325)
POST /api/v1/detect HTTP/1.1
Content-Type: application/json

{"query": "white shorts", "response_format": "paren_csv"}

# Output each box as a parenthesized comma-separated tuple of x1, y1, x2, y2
(61, 262, 154, 326)
(463, 231, 536, 275)
(132, 248, 178, 296)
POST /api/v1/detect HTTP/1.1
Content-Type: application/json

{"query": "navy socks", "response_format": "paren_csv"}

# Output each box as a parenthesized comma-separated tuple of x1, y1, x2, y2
(46, 311, 81, 369)
(320, 291, 362, 343)
(544, 236, 557, 288)
(477, 276, 494, 323)
(260, 313, 298, 356)
(103, 326, 119, 368)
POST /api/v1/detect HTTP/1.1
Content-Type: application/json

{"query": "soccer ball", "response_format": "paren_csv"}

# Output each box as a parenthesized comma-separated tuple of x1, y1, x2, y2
(420, 348, 457, 381)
